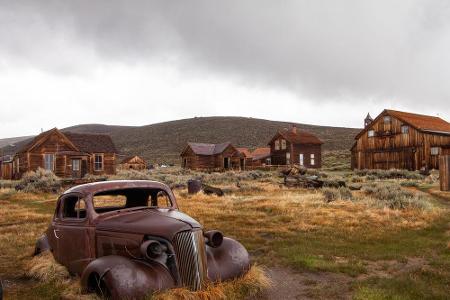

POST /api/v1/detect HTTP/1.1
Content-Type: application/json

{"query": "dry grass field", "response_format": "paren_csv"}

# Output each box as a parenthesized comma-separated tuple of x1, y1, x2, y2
(1, 168, 449, 299)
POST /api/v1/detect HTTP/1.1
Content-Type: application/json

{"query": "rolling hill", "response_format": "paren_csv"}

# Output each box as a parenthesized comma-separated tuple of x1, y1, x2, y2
(0, 117, 361, 164)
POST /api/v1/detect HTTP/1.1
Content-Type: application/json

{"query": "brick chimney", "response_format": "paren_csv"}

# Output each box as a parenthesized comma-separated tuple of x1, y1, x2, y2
(289, 124, 297, 134)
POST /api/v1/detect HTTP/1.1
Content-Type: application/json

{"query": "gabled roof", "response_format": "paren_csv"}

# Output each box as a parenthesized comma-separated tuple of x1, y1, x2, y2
(120, 155, 146, 164)
(236, 148, 252, 158)
(63, 132, 117, 153)
(386, 110, 450, 134)
(184, 142, 234, 156)
(252, 147, 271, 160)
(268, 129, 323, 145)
(355, 109, 450, 139)
(15, 128, 117, 154)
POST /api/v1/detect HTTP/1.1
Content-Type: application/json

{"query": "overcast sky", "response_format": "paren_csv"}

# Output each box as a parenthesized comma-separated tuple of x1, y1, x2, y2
(1, 0, 450, 138)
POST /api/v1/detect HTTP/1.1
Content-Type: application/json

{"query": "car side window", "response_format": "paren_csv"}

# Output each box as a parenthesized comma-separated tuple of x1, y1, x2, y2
(61, 196, 87, 220)
(155, 191, 171, 208)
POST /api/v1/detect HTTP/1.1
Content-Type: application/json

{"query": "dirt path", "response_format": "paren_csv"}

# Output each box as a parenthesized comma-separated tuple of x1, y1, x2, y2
(253, 267, 353, 300)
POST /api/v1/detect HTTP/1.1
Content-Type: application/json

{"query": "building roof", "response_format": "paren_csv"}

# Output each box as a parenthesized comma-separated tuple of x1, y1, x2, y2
(64, 132, 117, 153)
(251, 147, 271, 160)
(15, 128, 117, 154)
(186, 142, 234, 156)
(269, 128, 323, 145)
(236, 148, 252, 158)
(355, 109, 450, 139)
(120, 155, 146, 164)
(386, 110, 450, 134)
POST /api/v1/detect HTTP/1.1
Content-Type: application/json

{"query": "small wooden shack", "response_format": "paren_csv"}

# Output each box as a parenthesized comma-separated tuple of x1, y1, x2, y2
(236, 148, 253, 169)
(11, 128, 118, 179)
(180, 142, 244, 171)
(119, 155, 147, 170)
(351, 110, 450, 170)
(268, 125, 323, 168)
(251, 147, 271, 167)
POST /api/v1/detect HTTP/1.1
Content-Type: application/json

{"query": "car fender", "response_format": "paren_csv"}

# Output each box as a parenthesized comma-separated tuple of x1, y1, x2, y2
(206, 237, 250, 281)
(34, 234, 51, 255)
(81, 255, 175, 299)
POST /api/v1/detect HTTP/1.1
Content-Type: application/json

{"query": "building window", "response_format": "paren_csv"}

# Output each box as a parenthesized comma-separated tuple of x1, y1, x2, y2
(286, 152, 291, 165)
(44, 154, 55, 171)
(274, 140, 280, 150)
(310, 153, 315, 166)
(265, 158, 271, 165)
(368, 130, 375, 138)
(384, 116, 391, 124)
(401, 125, 409, 134)
(72, 159, 80, 171)
(299, 154, 304, 166)
(431, 147, 440, 156)
(94, 154, 104, 171)
(281, 139, 287, 150)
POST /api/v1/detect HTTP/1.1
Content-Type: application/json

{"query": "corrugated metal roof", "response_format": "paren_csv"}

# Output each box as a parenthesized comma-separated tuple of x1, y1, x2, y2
(187, 142, 232, 155)
(236, 148, 252, 158)
(251, 147, 271, 160)
(277, 130, 323, 145)
(386, 110, 450, 133)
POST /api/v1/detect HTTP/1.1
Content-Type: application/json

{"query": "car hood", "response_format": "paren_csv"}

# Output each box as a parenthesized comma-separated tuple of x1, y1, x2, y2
(95, 209, 201, 239)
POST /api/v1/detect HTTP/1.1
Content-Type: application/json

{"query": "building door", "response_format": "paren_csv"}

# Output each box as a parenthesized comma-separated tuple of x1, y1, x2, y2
(71, 159, 81, 178)
(81, 159, 88, 177)
(224, 157, 230, 169)
(240, 158, 245, 170)
(286, 153, 291, 165)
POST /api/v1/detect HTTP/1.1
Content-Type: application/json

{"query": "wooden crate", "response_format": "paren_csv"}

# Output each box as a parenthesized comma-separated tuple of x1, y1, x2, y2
(440, 155, 450, 191)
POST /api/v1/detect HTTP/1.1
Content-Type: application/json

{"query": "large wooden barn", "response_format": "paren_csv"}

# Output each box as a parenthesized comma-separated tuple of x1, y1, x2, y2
(269, 125, 323, 168)
(180, 142, 245, 171)
(351, 109, 450, 170)
(11, 128, 118, 179)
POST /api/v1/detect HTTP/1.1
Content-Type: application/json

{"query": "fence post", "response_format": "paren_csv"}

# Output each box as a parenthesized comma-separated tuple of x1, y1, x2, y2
(440, 155, 450, 191)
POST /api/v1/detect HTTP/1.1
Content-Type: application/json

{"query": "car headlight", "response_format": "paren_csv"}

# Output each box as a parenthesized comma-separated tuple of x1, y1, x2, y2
(140, 240, 167, 259)
(204, 230, 223, 248)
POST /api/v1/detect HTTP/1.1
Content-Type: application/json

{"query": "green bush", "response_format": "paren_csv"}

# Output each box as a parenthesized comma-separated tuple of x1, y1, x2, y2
(18, 168, 61, 193)
(355, 169, 424, 180)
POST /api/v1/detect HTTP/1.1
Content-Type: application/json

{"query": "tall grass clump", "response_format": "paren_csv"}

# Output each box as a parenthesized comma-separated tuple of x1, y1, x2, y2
(322, 187, 353, 203)
(363, 183, 432, 210)
(18, 168, 61, 193)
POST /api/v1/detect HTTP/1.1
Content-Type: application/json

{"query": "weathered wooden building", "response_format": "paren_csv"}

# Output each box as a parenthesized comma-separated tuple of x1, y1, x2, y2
(351, 110, 450, 170)
(11, 128, 118, 179)
(180, 142, 245, 171)
(0, 155, 13, 180)
(251, 147, 271, 167)
(236, 148, 253, 168)
(119, 155, 148, 170)
(269, 125, 323, 168)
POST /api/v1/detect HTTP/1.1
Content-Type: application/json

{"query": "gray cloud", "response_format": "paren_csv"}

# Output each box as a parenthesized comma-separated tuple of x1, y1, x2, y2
(1, 1, 450, 108)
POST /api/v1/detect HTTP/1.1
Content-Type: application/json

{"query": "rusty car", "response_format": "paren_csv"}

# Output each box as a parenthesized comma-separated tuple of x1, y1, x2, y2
(34, 180, 250, 299)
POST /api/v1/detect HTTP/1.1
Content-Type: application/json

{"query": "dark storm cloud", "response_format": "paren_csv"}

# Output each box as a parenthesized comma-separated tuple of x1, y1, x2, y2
(1, 0, 450, 106)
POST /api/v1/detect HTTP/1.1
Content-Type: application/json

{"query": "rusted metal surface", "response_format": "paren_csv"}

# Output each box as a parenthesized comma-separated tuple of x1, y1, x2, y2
(35, 180, 250, 299)
(440, 155, 450, 191)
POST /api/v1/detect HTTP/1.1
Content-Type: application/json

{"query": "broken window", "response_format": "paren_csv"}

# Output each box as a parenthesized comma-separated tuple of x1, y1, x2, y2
(44, 153, 55, 171)
(94, 154, 103, 171)
(62, 196, 86, 219)
(431, 147, 440, 156)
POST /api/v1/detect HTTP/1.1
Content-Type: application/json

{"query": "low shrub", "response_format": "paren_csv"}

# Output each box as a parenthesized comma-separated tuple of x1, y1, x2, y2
(322, 187, 353, 203)
(400, 181, 419, 187)
(18, 168, 61, 193)
(362, 183, 431, 210)
(355, 169, 424, 180)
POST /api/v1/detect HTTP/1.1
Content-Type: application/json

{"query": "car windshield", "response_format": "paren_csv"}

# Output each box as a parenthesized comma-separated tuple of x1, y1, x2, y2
(93, 188, 172, 214)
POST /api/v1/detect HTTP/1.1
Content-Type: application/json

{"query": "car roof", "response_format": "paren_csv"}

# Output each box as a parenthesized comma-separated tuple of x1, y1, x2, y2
(63, 180, 171, 196)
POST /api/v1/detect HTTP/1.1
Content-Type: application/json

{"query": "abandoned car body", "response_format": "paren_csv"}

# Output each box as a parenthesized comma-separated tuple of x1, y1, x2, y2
(35, 180, 250, 298)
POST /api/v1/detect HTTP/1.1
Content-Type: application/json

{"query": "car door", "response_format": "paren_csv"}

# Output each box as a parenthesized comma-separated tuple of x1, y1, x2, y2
(54, 193, 93, 274)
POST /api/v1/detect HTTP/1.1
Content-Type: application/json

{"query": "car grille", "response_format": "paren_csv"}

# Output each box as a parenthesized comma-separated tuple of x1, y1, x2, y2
(172, 230, 207, 290)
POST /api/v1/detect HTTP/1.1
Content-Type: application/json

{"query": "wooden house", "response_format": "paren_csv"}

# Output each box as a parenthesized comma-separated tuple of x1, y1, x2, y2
(236, 148, 253, 168)
(251, 147, 271, 167)
(180, 142, 245, 171)
(119, 155, 148, 170)
(269, 125, 323, 168)
(11, 128, 117, 179)
(351, 109, 450, 170)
